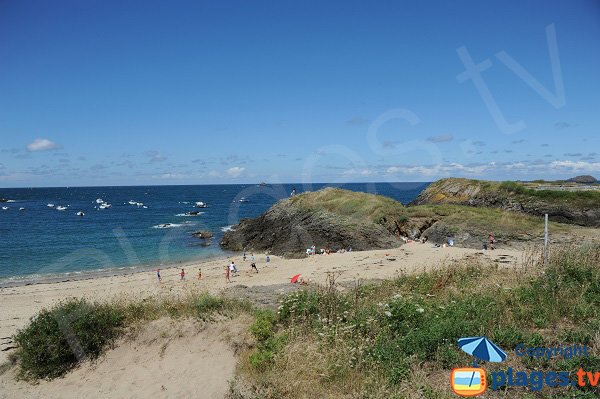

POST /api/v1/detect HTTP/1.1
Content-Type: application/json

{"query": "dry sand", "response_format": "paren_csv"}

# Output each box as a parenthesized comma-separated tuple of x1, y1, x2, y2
(0, 244, 523, 398)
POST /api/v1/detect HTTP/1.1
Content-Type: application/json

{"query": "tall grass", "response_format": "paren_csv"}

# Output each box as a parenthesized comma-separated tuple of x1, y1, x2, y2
(238, 243, 600, 398)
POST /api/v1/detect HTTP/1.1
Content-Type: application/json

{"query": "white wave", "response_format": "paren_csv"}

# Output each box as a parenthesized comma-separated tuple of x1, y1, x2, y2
(175, 212, 204, 217)
(221, 225, 235, 232)
(152, 223, 184, 229)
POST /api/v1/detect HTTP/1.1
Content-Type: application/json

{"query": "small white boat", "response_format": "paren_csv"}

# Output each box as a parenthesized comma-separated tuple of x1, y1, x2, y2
(76, 211, 85, 216)
(1, 206, 8, 210)
(96, 198, 104, 204)
(19, 207, 25, 211)
(47, 203, 55, 208)
(142, 205, 148, 209)
(56, 206, 68, 211)
(99, 203, 112, 209)
(128, 200, 137, 205)
(239, 197, 249, 203)
(195, 201, 208, 208)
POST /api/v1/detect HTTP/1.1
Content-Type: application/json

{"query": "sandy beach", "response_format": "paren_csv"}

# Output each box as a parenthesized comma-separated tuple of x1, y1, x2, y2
(0, 243, 523, 398)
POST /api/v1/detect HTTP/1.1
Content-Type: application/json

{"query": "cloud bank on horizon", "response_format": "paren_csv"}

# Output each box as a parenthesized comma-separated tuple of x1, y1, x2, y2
(0, 1, 599, 187)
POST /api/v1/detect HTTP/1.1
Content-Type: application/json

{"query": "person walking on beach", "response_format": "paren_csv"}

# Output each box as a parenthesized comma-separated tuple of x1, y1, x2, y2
(156, 268, 161, 283)
(250, 254, 255, 263)
(251, 262, 259, 273)
(266, 255, 270, 263)
(180, 268, 186, 280)
(198, 268, 202, 280)
(243, 251, 247, 262)
(225, 265, 231, 283)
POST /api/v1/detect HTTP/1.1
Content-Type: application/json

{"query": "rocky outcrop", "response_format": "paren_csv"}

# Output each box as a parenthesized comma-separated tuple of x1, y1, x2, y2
(192, 230, 214, 239)
(220, 188, 404, 257)
(410, 178, 600, 227)
(567, 175, 598, 184)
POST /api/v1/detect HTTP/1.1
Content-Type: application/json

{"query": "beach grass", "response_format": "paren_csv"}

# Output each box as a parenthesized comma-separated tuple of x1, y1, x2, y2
(236, 243, 600, 398)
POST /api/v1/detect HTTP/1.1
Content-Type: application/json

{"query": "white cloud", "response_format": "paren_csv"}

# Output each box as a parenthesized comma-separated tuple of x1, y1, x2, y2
(227, 166, 245, 178)
(145, 150, 166, 163)
(384, 159, 600, 178)
(426, 134, 454, 143)
(208, 170, 221, 178)
(26, 138, 61, 152)
(550, 160, 600, 171)
(153, 173, 185, 180)
(341, 168, 374, 177)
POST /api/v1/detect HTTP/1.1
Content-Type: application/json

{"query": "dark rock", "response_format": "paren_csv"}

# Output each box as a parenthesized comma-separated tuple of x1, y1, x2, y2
(220, 188, 402, 257)
(192, 230, 214, 239)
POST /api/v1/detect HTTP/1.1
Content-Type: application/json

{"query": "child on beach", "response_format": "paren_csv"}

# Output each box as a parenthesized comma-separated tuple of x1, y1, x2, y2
(180, 268, 186, 280)
(156, 269, 161, 282)
(229, 261, 238, 274)
(251, 262, 259, 273)
(225, 265, 231, 283)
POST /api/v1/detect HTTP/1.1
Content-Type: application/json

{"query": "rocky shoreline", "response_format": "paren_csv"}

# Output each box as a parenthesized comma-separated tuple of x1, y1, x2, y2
(410, 178, 600, 227)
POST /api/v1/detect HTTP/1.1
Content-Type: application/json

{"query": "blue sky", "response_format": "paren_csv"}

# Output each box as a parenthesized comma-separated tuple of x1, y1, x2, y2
(1, 0, 599, 187)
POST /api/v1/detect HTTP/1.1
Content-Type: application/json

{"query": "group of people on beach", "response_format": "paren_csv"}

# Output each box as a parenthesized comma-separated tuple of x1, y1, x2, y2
(156, 267, 202, 282)
(156, 252, 270, 284)
(224, 252, 264, 283)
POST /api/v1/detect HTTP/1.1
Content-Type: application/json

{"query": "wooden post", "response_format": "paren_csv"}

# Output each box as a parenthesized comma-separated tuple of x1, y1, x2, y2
(544, 214, 549, 264)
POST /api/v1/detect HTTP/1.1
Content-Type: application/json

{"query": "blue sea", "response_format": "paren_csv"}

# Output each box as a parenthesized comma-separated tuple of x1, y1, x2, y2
(0, 182, 428, 286)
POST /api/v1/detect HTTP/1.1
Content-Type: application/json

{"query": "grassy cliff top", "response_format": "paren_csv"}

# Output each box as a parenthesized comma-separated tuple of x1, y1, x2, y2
(414, 178, 600, 207)
(287, 187, 405, 224)
(281, 187, 581, 242)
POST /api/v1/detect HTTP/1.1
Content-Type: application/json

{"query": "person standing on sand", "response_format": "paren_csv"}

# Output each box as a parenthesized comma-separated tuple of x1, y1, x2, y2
(225, 265, 231, 283)
(180, 268, 186, 280)
(251, 262, 259, 273)
(198, 268, 202, 280)
(488, 232, 496, 250)
(250, 254, 255, 263)
(266, 255, 270, 263)
(156, 269, 161, 282)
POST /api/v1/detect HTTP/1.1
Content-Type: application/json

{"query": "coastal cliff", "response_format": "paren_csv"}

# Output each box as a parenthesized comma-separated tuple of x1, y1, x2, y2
(220, 186, 588, 255)
(410, 178, 600, 227)
(220, 188, 407, 256)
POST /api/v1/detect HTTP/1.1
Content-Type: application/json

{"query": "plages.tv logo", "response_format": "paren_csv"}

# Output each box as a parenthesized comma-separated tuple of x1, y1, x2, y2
(450, 336, 507, 397)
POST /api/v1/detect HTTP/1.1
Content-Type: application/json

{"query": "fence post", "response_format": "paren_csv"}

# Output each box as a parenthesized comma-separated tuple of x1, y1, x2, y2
(544, 214, 549, 265)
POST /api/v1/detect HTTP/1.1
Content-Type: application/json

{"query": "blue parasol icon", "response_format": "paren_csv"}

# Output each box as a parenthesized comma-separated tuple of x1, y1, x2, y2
(458, 336, 507, 362)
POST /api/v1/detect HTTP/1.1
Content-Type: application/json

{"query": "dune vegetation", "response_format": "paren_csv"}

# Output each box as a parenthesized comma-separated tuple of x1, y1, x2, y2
(8, 243, 600, 399)
(235, 243, 600, 398)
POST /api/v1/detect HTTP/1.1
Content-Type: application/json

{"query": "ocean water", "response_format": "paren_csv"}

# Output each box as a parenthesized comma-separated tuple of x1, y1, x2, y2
(0, 182, 428, 285)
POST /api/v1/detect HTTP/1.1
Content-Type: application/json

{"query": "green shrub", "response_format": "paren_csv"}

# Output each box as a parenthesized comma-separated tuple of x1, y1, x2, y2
(14, 299, 125, 379)
(250, 309, 277, 342)
(249, 333, 288, 371)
